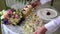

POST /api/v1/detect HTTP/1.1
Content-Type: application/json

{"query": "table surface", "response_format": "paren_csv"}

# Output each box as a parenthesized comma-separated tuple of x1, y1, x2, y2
(1, 5, 60, 34)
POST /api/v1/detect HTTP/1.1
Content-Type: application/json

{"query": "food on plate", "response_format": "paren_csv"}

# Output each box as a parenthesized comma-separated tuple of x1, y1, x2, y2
(32, 14, 38, 23)
(22, 13, 43, 34)
(22, 4, 33, 17)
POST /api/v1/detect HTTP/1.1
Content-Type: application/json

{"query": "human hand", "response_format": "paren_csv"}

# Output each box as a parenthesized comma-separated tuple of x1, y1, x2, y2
(34, 26, 47, 34)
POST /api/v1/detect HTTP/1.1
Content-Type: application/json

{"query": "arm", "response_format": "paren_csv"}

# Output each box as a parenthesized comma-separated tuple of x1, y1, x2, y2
(34, 26, 47, 34)
(40, 0, 51, 5)
(31, 0, 51, 8)
(34, 16, 60, 34)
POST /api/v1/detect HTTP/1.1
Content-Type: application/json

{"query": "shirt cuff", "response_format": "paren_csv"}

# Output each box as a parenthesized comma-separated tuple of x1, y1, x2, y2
(44, 16, 60, 31)
(40, 0, 51, 5)
(44, 21, 58, 31)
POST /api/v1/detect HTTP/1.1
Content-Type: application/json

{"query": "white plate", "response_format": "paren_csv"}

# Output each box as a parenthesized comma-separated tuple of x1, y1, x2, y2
(37, 8, 58, 20)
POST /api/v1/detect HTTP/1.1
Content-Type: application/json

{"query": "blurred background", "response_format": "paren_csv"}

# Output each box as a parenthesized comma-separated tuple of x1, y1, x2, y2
(0, 0, 60, 34)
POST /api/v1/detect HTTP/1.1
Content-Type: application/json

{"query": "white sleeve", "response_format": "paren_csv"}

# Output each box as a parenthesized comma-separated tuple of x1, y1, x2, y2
(44, 16, 60, 31)
(40, 0, 51, 5)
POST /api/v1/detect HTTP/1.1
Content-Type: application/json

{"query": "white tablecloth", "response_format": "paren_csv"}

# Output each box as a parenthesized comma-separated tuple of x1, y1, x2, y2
(1, 24, 24, 34)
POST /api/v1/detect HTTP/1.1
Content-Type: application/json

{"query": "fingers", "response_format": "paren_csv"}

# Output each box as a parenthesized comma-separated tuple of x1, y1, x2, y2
(34, 30, 37, 34)
(34, 32, 37, 34)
